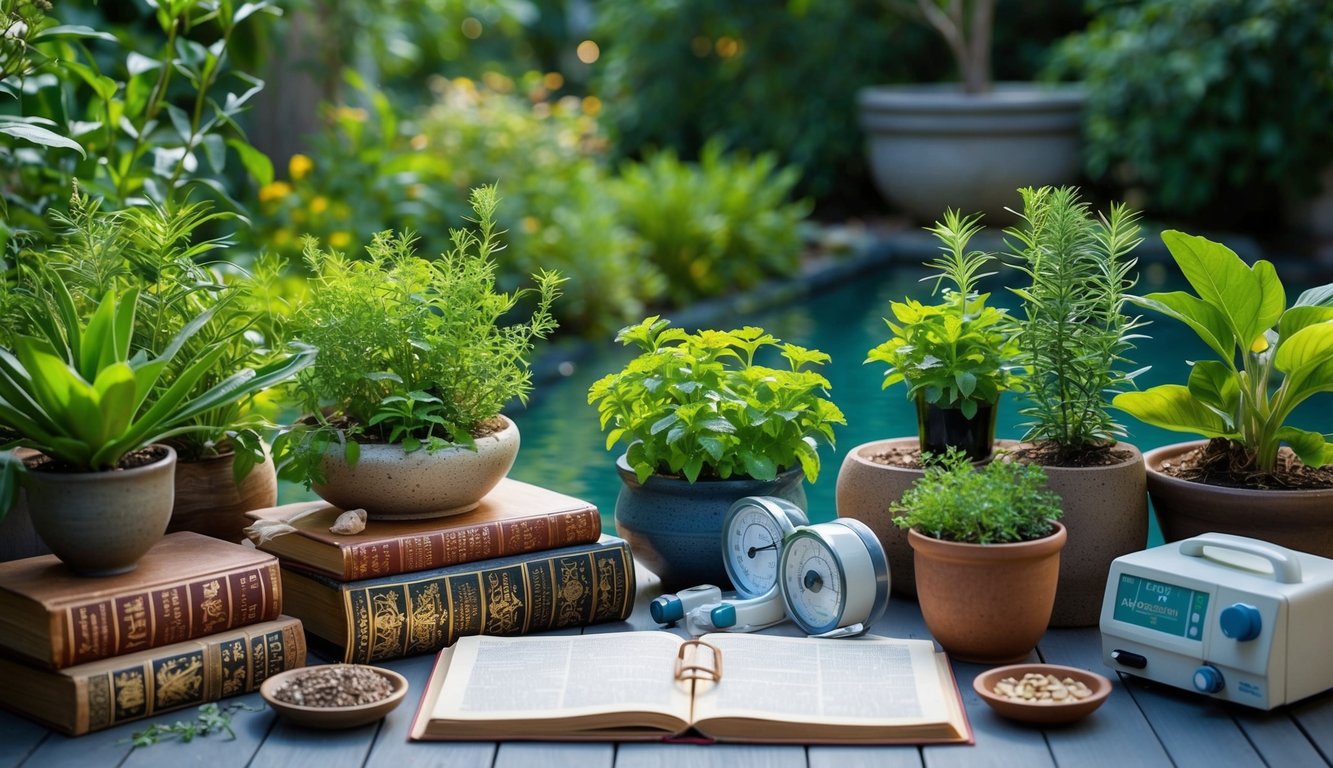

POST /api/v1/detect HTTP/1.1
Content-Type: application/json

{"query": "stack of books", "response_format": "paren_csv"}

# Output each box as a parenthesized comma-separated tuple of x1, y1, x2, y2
(246, 478, 636, 664)
(0, 532, 306, 735)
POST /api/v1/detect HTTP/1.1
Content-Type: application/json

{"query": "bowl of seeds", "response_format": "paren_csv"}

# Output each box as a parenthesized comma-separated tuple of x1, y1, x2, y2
(972, 663, 1111, 725)
(261, 664, 409, 729)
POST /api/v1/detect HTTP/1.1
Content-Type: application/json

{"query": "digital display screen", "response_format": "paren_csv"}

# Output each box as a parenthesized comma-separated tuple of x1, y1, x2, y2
(1112, 574, 1209, 640)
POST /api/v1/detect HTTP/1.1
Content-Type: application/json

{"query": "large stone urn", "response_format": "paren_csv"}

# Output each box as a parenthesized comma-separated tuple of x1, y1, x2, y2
(858, 83, 1086, 222)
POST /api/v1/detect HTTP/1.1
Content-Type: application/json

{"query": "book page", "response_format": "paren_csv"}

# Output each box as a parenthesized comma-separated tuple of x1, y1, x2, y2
(431, 632, 691, 721)
(692, 633, 950, 725)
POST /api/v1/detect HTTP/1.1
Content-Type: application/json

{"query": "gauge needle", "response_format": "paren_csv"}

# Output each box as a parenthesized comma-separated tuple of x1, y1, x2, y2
(746, 542, 778, 558)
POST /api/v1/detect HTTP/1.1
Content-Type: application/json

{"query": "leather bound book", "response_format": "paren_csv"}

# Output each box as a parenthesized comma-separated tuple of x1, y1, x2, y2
(245, 478, 603, 581)
(284, 534, 636, 663)
(0, 532, 282, 669)
(0, 615, 306, 735)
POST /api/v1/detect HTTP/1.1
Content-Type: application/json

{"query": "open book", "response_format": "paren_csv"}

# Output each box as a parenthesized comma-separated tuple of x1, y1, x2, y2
(409, 631, 972, 744)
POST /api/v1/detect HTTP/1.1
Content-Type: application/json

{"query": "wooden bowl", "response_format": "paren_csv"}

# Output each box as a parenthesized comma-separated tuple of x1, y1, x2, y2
(261, 665, 409, 729)
(972, 663, 1112, 725)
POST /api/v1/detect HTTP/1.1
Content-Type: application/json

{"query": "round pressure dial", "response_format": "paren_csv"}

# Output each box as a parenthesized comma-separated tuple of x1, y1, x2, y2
(779, 518, 890, 637)
(722, 496, 808, 598)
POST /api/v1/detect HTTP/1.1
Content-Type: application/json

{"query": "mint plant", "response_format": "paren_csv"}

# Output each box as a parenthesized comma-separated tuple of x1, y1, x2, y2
(275, 185, 562, 486)
(588, 317, 845, 484)
(891, 449, 1063, 544)
(866, 209, 1017, 419)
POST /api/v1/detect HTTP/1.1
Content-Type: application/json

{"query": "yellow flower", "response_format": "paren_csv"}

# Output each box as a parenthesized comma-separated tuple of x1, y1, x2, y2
(310, 196, 329, 214)
(258, 181, 292, 203)
(582, 96, 602, 117)
(289, 154, 313, 181)
(329, 231, 353, 250)
(271, 228, 292, 246)
(521, 216, 540, 234)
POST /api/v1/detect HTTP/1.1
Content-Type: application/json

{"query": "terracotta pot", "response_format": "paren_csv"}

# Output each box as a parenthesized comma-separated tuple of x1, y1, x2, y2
(312, 415, 520, 520)
(835, 437, 996, 598)
(613, 455, 807, 591)
(169, 444, 278, 542)
(1145, 441, 1333, 559)
(22, 445, 176, 576)
(1030, 443, 1148, 628)
(910, 522, 1066, 664)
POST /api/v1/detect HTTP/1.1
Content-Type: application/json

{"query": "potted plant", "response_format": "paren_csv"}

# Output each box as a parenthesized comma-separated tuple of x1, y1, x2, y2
(587, 316, 844, 589)
(1113, 230, 1333, 556)
(19, 193, 298, 544)
(1003, 185, 1148, 627)
(892, 450, 1066, 663)
(273, 185, 562, 520)
(0, 272, 314, 575)
(858, 0, 1085, 222)
(838, 208, 1018, 597)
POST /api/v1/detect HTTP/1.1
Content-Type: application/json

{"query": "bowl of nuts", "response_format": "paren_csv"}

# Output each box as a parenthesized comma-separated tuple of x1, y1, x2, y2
(972, 664, 1111, 725)
(261, 664, 409, 729)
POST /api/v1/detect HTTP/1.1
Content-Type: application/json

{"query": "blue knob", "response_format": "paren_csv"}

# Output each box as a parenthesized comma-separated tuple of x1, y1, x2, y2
(1220, 603, 1262, 641)
(650, 596, 683, 624)
(1193, 665, 1225, 694)
(711, 603, 737, 628)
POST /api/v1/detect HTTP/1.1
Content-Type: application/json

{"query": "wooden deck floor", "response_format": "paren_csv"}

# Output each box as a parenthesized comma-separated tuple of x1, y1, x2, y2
(4, 568, 1331, 768)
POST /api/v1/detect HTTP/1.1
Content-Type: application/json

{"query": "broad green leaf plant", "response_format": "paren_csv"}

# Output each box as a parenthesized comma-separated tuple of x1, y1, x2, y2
(866, 209, 1018, 420)
(1113, 231, 1333, 474)
(588, 317, 845, 484)
(0, 272, 315, 515)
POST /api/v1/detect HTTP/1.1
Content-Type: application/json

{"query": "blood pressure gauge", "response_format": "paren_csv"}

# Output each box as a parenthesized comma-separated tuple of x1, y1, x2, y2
(779, 518, 890, 638)
(722, 496, 808, 598)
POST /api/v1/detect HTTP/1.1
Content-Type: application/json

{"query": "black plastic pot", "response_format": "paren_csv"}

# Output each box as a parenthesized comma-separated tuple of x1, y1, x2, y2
(915, 395, 996, 461)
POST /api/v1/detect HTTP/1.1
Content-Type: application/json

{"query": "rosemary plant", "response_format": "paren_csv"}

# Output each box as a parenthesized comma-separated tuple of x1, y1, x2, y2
(1005, 186, 1146, 463)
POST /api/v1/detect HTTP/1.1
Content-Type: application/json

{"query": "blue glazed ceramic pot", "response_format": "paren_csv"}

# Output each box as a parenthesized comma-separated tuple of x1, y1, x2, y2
(613, 454, 807, 591)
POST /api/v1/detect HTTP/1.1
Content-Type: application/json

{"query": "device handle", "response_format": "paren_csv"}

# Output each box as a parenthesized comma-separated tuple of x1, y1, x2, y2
(1177, 533, 1303, 584)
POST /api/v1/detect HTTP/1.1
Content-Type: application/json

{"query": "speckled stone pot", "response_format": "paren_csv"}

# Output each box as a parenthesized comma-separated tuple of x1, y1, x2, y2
(910, 522, 1066, 664)
(1145, 441, 1333, 559)
(613, 455, 807, 591)
(1032, 443, 1148, 628)
(312, 416, 519, 520)
(836, 437, 997, 599)
(24, 445, 176, 576)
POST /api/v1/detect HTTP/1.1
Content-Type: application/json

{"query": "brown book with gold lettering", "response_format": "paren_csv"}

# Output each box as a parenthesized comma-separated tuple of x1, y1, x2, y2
(245, 478, 603, 581)
(0, 532, 282, 669)
(283, 534, 635, 663)
(0, 615, 306, 735)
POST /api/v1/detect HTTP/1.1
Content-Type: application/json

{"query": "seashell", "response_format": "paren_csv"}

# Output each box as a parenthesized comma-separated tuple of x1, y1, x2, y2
(330, 508, 368, 535)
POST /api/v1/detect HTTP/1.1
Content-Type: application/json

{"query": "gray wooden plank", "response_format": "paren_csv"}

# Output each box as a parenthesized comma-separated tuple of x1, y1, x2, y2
(1232, 707, 1331, 767)
(119, 693, 276, 768)
(1116, 675, 1263, 768)
(809, 745, 922, 768)
(1035, 628, 1172, 768)
(364, 654, 501, 768)
(925, 658, 1053, 768)
(1292, 694, 1333, 764)
(247, 716, 379, 768)
(496, 742, 612, 768)
(0, 710, 48, 768)
(616, 743, 804, 768)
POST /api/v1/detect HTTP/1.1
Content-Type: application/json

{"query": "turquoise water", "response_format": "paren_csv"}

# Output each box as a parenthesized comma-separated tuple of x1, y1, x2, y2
(279, 259, 1325, 535)
(504, 260, 1230, 533)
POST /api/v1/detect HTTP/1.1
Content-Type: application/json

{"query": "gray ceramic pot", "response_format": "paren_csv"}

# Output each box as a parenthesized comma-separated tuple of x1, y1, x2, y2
(24, 445, 176, 576)
(613, 454, 807, 591)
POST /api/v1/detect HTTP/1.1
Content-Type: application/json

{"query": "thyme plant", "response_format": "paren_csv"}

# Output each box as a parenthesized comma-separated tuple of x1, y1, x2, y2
(1005, 186, 1146, 463)
(891, 449, 1063, 544)
(276, 185, 562, 486)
